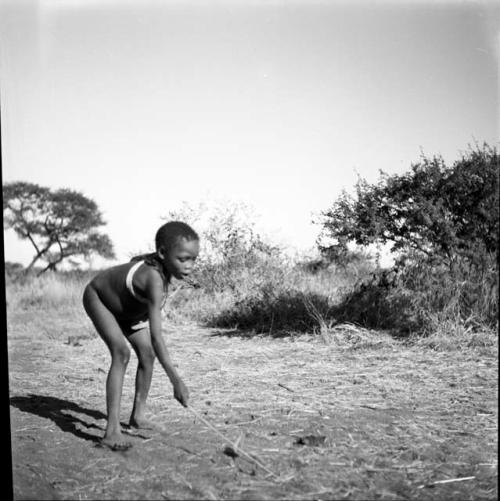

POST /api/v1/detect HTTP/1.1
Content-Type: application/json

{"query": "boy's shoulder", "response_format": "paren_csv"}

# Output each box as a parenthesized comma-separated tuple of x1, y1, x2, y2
(137, 260, 168, 288)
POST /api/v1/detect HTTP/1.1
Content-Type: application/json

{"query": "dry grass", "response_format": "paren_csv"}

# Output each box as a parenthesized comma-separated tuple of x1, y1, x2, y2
(8, 292, 498, 500)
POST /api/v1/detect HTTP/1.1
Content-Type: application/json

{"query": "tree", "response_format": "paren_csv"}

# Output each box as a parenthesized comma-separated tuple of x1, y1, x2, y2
(318, 143, 499, 267)
(3, 181, 116, 274)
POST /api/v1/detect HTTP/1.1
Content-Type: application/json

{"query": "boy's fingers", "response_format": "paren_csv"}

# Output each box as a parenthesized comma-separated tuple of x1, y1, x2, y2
(175, 394, 188, 406)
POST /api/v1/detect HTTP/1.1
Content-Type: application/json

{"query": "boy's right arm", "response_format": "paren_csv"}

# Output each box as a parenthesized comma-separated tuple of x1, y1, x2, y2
(145, 272, 189, 406)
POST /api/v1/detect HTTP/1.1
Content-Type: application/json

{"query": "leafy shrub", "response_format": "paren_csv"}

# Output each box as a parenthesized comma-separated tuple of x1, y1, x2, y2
(207, 286, 331, 335)
(318, 143, 498, 265)
(331, 251, 498, 335)
(317, 143, 499, 335)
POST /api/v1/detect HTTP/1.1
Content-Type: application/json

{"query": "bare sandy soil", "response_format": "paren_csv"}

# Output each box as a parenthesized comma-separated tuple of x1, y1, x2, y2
(8, 312, 498, 500)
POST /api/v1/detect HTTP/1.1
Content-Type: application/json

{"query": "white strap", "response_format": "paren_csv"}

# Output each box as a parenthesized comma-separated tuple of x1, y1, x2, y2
(126, 261, 148, 303)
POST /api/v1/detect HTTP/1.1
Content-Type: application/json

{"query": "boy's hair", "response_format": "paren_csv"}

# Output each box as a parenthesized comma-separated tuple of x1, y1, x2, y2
(155, 221, 199, 251)
(131, 221, 199, 265)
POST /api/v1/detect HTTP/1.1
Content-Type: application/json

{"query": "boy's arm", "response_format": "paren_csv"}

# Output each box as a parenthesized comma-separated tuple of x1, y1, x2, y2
(145, 271, 189, 406)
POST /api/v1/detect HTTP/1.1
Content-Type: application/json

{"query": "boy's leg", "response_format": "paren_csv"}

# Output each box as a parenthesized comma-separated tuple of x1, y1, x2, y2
(83, 285, 132, 450)
(127, 328, 157, 429)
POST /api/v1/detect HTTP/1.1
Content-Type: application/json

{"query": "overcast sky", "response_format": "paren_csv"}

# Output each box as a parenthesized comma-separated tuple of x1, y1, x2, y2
(1, 0, 499, 267)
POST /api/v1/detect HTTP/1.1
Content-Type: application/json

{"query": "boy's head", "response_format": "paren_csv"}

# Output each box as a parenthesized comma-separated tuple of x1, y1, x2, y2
(155, 221, 199, 279)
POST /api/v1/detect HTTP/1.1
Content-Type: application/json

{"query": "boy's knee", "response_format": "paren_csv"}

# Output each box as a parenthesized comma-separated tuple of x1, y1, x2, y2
(112, 346, 131, 365)
(139, 348, 156, 367)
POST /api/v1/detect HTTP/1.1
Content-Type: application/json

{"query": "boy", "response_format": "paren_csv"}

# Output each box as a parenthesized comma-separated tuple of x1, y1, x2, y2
(83, 222, 199, 451)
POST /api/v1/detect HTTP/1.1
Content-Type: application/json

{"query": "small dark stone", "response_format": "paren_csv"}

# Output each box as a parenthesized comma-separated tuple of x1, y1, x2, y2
(294, 435, 326, 447)
(222, 446, 239, 458)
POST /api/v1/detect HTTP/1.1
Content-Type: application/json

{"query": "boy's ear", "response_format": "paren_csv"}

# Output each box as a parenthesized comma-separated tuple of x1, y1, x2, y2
(157, 247, 166, 259)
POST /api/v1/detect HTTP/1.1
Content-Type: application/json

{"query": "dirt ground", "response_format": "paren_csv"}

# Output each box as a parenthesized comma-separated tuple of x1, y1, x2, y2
(8, 312, 498, 500)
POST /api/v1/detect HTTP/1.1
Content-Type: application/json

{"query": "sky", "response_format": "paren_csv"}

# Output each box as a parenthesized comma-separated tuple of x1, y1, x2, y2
(1, 0, 499, 267)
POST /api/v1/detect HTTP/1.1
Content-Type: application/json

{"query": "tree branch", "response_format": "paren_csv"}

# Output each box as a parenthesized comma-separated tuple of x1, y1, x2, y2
(25, 231, 42, 257)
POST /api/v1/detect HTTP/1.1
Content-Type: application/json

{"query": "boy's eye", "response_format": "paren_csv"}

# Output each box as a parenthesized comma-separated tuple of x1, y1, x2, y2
(177, 255, 197, 263)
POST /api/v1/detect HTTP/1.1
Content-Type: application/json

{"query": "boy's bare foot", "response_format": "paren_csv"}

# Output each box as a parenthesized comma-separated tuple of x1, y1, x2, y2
(128, 416, 157, 430)
(100, 433, 133, 452)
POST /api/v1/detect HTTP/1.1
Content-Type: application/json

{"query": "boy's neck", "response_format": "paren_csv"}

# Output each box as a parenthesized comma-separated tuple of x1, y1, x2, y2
(153, 254, 171, 285)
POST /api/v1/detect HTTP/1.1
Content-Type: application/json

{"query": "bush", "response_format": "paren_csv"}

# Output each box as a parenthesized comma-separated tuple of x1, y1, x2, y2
(331, 251, 498, 335)
(318, 143, 499, 265)
(207, 287, 331, 335)
(316, 143, 499, 336)
(170, 254, 376, 336)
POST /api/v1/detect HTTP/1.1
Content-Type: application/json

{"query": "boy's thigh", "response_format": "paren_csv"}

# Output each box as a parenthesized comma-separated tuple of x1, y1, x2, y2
(126, 327, 155, 358)
(83, 285, 127, 348)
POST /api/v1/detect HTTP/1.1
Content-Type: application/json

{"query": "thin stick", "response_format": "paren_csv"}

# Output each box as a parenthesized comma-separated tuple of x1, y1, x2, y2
(234, 415, 264, 426)
(186, 406, 278, 478)
(417, 476, 476, 488)
(278, 382, 295, 392)
(429, 476, 476, 485)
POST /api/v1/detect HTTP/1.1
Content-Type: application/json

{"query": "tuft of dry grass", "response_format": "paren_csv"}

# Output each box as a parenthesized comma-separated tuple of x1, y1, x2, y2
(412, 322, 498, 355)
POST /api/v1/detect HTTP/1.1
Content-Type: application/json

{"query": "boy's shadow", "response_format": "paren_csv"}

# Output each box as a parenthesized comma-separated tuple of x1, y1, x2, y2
(10, 394, 107, 444)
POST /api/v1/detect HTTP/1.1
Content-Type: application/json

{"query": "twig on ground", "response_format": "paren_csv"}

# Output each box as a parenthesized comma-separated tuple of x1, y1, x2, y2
(278, 382, 295, 392)
(185, 405, 279, 479)
(417, 476, 476, 488)
(234, 415, 265, 426)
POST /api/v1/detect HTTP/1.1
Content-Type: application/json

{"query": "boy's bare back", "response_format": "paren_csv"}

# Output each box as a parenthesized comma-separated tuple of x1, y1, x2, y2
(88, 262, 159, 324)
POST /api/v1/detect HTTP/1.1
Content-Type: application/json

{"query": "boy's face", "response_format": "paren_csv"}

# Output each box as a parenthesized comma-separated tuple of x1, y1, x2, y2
(159, 238, 199, 280)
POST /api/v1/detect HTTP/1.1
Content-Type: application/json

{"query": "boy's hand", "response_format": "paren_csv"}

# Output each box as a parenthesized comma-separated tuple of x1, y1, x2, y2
(173, 379, 189, 407)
